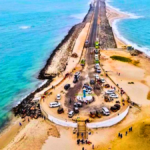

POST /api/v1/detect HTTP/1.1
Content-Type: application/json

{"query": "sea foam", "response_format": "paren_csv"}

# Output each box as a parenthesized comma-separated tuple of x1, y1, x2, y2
(106, 0, 150, 55)
(19, 26, 31, 30)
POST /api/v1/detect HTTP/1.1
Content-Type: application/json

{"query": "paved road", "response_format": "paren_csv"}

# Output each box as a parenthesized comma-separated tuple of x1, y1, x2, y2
(88, 0, 100, 47)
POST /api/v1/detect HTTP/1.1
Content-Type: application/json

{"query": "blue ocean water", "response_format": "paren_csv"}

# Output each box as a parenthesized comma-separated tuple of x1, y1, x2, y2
(0, 0, 89, 128)
(107, 0, 150, 55)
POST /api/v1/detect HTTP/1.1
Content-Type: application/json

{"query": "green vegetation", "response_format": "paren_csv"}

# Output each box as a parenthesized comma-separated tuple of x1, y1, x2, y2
(110, 55, 132, 62)
(147, 91, 150, 100)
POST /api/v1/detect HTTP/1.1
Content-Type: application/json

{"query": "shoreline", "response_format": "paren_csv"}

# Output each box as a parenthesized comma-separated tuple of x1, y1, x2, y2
(0, 4, 93, 148)
(106, 2, 150, 57)
(12, 5, 93, 116)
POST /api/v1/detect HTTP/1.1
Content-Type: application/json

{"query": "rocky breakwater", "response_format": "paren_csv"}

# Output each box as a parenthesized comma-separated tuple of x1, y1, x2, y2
(38, 4, 94, 80)
(99, 0, 117, 49)
(13, 4, 94, 119)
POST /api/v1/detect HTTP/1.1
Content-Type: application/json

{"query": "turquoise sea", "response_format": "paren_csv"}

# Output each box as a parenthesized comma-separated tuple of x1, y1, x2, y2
(0, 0, 89, 128)
(107, 0, 150, 55)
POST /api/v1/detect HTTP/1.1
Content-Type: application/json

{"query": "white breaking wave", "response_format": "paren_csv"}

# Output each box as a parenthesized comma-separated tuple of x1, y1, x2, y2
(112, 19, 150, 56)
(106, 0, 144, 19)
(70, 13, 87, 20)
(105, 0, 150, 55)
(38, 80, 48, 88)
(19, 25, 31, 30)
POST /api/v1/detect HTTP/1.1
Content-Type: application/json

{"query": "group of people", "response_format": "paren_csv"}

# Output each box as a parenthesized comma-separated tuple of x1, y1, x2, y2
(118, 127, 133, 139)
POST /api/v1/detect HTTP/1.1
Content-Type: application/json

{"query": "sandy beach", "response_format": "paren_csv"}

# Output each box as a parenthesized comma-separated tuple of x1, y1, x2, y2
(1, 1, 150, 150)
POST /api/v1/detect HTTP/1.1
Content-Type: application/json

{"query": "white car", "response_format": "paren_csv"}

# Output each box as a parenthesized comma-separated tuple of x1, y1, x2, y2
(56, 94, 61, 100)
(105, 90, 114, 95)
(68, 111, 74, 118)
(109, 94, 118, 98)
(100, 78, 105, 83)
(95, 63, 100, 69)
(102, 107, 110, 116)
(94, 74, 100, 80)
(49, 102, 61, 108)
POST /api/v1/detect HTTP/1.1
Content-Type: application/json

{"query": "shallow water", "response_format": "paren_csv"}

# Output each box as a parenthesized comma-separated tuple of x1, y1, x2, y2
(0, 0, 89, 128)
(107, 0, 150, 55)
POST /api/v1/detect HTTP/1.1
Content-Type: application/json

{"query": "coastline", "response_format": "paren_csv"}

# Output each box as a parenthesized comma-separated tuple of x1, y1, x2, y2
(2, 1, 150, 150)
(0, 4, 93, 149)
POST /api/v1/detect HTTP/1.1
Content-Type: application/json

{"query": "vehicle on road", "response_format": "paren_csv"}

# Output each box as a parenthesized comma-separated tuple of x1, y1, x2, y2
(50, 102, 61, 108)
(95, 63, 100, 69)
(84, 40, 89, 48)
(68, 111, 74, 118)
(64, 84, 70, 90)
(95, 49, 99, 54)
(56, 94, 61, 100)
(96, 68, 101, 73)
(94, 74, 100, 80)
(102, 107, 110, 116)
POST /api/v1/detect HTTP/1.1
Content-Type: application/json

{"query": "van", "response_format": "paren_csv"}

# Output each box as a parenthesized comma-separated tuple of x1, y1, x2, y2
(102, 107, 110, 116)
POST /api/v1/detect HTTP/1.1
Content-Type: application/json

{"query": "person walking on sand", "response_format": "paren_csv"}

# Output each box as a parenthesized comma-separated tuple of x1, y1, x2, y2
(118, 133, 120, 137)
(82, 147, 84, 150)
(126, 131, 128, 136)
(19, 122, 22, 126)
(92, 144, 94, 149)
(28, 118, 30, 122)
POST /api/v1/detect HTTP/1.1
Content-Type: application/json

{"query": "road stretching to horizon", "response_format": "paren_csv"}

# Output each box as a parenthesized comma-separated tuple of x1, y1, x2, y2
(88, 0, 100, 47)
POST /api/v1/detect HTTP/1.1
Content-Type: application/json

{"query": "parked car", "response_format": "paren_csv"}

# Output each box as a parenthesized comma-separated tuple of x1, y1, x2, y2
(110, 106, 118, 112)
(83, 84, 92, 91)
(90, 110, 96, 118)
(74, 107, 79, 113)
(57, 107, 64, 114)
(100, 78, 105, 83)
(105, 84, 110, 88)
(56, 94, 61, 100)
(90, 79, 95, 85)
(49, 102, 61, 108)
(95, 63, 100, 69)
(109, 94, 118, 98)
(73, 78, 78, 83)
(68, 111, 74, 118)
(64, 84, 70, 90)
(96, 68, 101, 73)
(96, 110, 102, 118)
(105, 89, 115, 95)
(74, 102, 82, 107)
(114, 104, 121, 110)
(102, 107, 110, 116)
(94, 74, 100, 80)
(95, 49, 99, 54)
